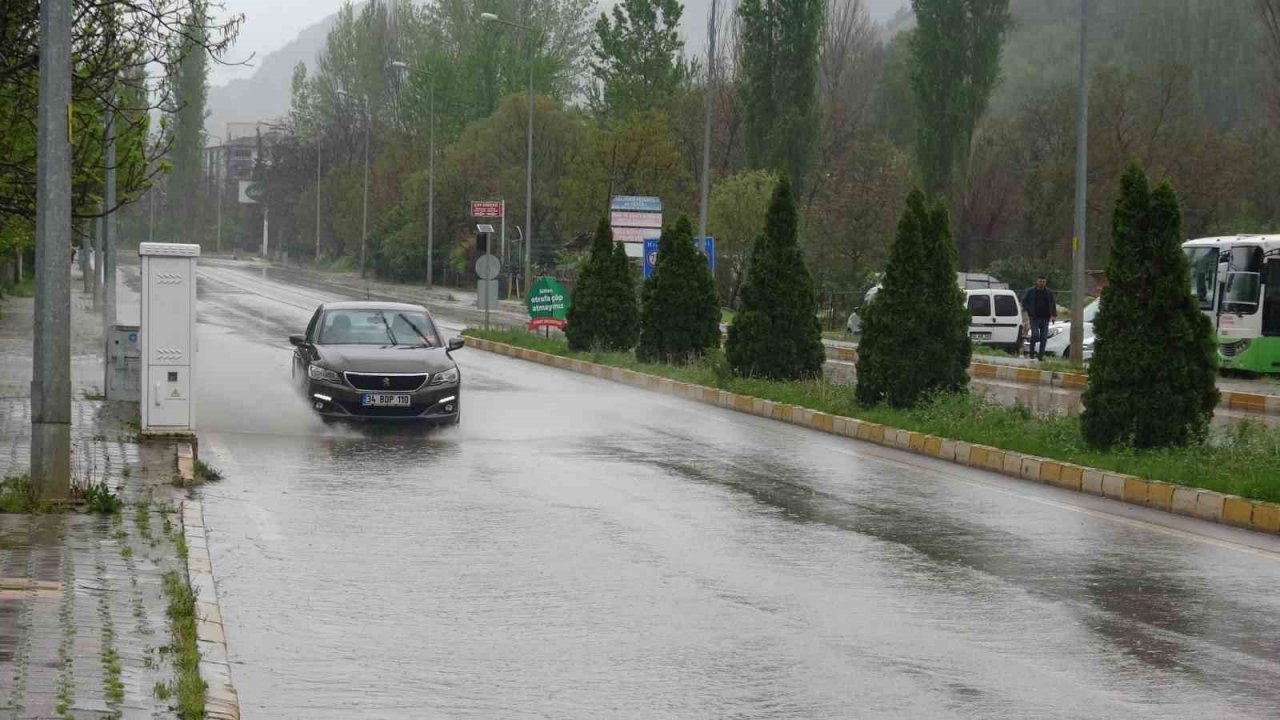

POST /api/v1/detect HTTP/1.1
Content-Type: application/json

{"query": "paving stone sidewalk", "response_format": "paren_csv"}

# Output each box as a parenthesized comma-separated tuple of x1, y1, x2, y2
(0, 270, 191, 719)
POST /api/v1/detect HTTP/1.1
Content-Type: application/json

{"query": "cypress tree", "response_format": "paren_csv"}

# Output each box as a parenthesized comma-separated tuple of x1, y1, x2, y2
(637, 216, 721, 363)
(601, 240, 640, 350)
(565, 218, 614, 351)
(855, 188, 970, 407)
(726, 177, 825, 379)
(1081, 165, 1218, 449)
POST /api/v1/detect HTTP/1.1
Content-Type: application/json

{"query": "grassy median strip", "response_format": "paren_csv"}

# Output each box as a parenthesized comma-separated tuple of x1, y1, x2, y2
(466, 327, 1280, 504)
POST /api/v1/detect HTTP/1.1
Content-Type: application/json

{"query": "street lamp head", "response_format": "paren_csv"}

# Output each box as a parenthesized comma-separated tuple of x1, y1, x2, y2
(480, 12, 499, 21)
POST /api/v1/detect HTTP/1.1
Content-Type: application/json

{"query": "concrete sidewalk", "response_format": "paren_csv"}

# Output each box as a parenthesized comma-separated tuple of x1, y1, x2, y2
(0, 267, 197, 719)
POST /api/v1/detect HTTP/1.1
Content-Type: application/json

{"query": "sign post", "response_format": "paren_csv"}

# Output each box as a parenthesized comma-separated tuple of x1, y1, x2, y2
(526, 276, 568, 334)
(476, 253, 501, 330)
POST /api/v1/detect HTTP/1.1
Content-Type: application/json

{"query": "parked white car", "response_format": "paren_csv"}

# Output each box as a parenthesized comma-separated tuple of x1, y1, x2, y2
(967, 289, 1025, 353)
(1033, 298, 1099, 360)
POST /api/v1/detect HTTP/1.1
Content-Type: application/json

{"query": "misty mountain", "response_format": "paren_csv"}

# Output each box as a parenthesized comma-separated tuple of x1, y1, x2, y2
(204, 0, 909, 139)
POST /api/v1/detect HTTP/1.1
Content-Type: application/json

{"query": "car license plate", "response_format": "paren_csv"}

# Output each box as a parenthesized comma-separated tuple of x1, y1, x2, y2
(970, 332, 992, 341)
(361, 393, 411, 407)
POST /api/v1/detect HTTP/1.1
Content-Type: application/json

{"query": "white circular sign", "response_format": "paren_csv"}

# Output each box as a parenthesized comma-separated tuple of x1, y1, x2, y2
(475, 254, 501, 280)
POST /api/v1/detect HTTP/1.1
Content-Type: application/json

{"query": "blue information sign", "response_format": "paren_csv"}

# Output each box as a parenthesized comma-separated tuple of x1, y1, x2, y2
(642, 236, 714, 279)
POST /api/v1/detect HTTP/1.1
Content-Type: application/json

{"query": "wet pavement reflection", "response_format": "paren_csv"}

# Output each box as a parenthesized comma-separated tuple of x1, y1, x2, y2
(193, 263, 1280, 719)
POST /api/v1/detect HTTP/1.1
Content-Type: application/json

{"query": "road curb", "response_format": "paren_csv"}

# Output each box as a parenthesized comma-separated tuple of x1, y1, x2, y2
(471, 337, 1280, 537)
(825, 343, 1278, 416)
(178, 444, 240, 720)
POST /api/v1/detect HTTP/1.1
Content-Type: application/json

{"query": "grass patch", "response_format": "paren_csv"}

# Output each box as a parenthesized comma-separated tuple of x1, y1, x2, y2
(720, 308, 735, 324)
(1, 277, 35, 298)
(174, 532, 188, 560)
(161, 571, 205, 720)
(134, 500, 153, 540)
(82, 481, 122, 515)
(193, 460, 223, 485)
(154, 681, 172, 701)
(467, 327, 1280, 504)
(0, 475, 36, 513)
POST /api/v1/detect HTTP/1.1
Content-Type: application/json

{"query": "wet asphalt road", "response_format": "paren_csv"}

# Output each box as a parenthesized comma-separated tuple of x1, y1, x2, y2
(187, 261, 1280, 719)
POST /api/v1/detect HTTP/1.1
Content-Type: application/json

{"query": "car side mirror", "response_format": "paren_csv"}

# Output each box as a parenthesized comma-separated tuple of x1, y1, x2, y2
(447, 337, 465, 352)
(289, 334, 306, 347)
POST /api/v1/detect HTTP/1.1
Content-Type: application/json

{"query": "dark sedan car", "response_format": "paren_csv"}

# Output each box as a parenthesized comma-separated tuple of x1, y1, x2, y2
(290, 301, 464, 423)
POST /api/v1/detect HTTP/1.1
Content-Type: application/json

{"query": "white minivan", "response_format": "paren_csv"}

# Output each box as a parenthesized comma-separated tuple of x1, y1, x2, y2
(966, 289, 1024, 353)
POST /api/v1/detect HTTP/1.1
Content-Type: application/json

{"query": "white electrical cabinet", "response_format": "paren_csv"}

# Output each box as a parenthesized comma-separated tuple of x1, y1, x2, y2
(139, 242, 200, 433)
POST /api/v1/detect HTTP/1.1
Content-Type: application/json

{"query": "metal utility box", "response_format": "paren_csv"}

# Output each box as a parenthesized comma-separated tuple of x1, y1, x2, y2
(139, 242, 200, 433)
(106, 325, 140, 401)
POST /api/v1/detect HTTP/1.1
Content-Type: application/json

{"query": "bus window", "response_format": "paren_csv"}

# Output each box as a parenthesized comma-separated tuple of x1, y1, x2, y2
(1224, 246, 1263, 314)
(1264, 260, 1280, 337)
(1186, 247, 1218, 311)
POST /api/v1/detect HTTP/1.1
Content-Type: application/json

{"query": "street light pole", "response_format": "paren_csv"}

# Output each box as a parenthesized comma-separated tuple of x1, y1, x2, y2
(482, 11, 538, 297)
(697, 0, 718, 245)
(31, 0, 72, 499)
(1069, 0, 1089, 361)
(316, 134, 322, 262)
(428, 72, 436, 288)
(361, 95, 370, 278)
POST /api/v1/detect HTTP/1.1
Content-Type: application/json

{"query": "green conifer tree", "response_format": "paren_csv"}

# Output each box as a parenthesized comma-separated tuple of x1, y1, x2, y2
(637, 216, 721, 362)
(1081, 164, 1218, 449)
(601, 240, 640, 350)
(566, 218, 614, 351)
(855, 188, 970, 407)
(725, 177, 825, 379)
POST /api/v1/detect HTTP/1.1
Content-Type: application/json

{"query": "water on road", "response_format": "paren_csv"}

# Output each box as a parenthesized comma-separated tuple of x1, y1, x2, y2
(188, 261, 1280, 719)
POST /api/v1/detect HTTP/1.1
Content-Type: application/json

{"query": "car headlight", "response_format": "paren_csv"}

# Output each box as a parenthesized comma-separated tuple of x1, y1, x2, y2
(308, 364, 341, 383)
(1046, 327, 1064, 339)
(430, 367, 459, 386)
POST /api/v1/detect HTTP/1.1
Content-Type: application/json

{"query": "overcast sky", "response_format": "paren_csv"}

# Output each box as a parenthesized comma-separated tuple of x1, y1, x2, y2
(210, 0, 908, 88)
(211, 0, 351, 86)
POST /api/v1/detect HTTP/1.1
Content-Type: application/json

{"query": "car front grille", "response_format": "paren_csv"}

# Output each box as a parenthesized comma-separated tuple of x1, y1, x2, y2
(344, 372, 427, 391)
(1220, 339, 1251, 357)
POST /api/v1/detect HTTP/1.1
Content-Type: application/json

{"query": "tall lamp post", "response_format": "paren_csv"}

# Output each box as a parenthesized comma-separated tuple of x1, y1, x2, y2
(1069, 0, 1089, 361)
(481, 11, 537, 297)
(338, 89, 371, 278)
(391, 60, 437, 288)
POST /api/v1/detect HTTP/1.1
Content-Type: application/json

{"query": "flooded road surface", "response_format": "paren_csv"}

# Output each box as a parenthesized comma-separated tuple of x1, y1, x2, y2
(190, 261, 1280, 719)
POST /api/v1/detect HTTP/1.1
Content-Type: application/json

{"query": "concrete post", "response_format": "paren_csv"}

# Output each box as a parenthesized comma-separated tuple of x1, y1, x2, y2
(1069, 0, 1089, 360)
(31, 0, 73, 500)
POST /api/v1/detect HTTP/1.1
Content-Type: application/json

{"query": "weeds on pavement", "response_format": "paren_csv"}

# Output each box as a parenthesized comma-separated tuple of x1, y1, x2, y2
(161, 571, 205, 720)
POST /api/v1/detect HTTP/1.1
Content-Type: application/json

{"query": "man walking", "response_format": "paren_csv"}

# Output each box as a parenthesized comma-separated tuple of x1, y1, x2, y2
(1022, 275, 1057, 361)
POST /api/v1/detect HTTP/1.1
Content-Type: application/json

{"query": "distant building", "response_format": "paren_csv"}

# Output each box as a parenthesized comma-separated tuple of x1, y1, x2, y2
(202, 121, 288, 187)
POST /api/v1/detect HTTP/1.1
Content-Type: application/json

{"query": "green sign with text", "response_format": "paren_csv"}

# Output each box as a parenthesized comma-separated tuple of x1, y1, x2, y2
(526, 276, 568, 330)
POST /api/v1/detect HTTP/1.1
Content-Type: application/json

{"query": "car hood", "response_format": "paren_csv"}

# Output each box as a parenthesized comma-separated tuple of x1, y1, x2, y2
(314, 345, 455, 374)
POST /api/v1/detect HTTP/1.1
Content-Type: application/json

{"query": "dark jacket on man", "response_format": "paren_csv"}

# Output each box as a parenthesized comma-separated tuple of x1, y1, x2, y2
(1022, 287, 1056, 320)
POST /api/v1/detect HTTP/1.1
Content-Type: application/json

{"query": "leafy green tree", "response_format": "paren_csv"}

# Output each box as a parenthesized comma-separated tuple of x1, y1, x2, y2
(855, 188, 970, 407)
(725, 177, 824, 379)
(638, 216, 720, 362)
(738, 0, 825, 187)
(588, 0, 689, 123)
(909, 0, 1011, 199)
(1081, 165, 1218, 449)
(557, 110, 693, 236)
(708, 170, 776, 307)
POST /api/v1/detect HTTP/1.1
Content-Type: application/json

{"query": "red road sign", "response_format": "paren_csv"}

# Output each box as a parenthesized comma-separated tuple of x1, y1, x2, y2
(470, 200, 503, 218)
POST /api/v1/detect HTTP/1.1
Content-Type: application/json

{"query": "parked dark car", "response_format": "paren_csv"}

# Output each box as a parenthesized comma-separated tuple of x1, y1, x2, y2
(290, 302, 463, 423)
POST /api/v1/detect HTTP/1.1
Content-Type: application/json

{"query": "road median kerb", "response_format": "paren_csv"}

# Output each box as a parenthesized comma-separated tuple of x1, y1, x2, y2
(180, 460, 240, 720)
(470, 337, 1280, 536)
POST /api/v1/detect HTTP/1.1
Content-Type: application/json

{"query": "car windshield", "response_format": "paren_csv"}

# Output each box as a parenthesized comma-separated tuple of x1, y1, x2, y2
(1084, 299, 1100, 322)
(317, 309, 440, 346)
